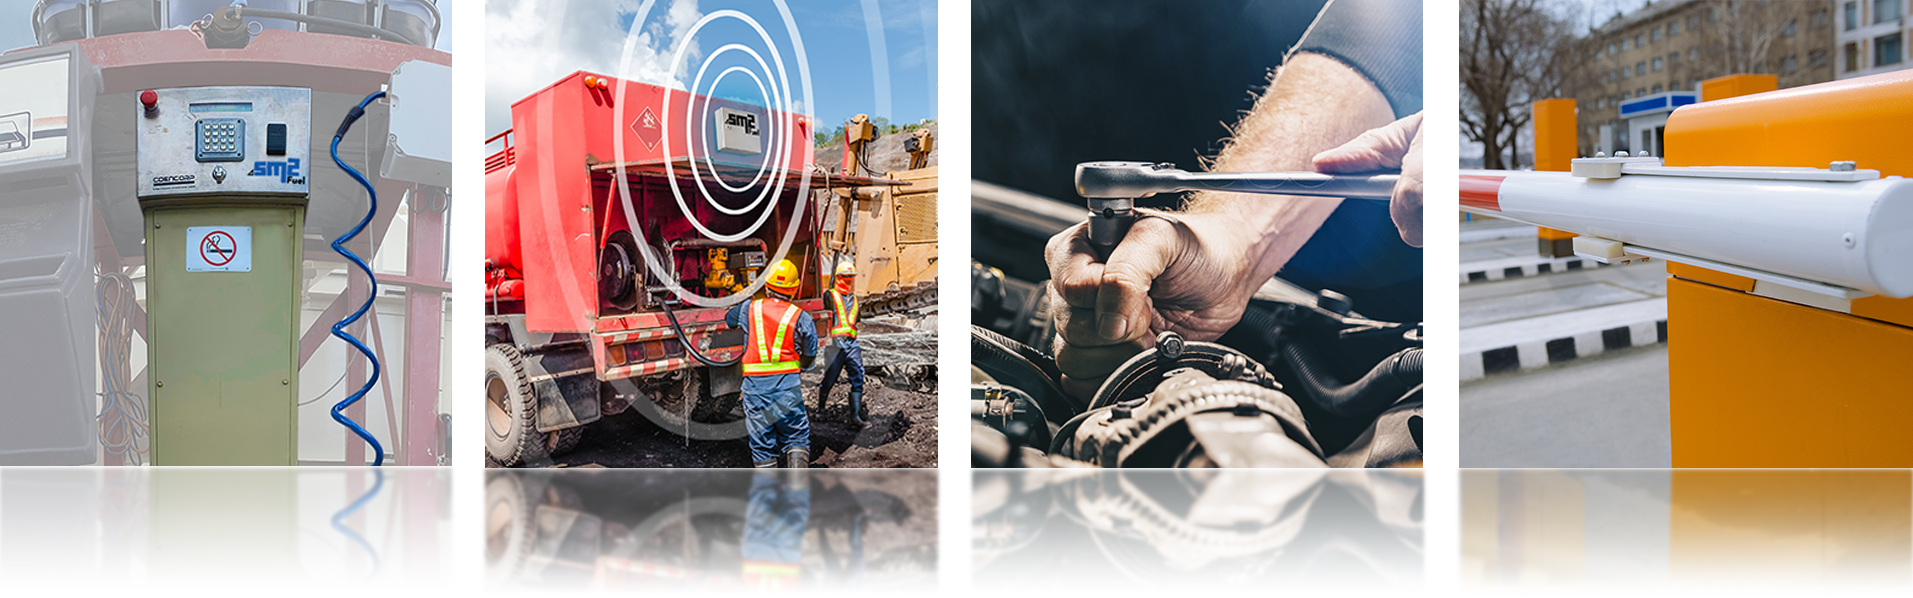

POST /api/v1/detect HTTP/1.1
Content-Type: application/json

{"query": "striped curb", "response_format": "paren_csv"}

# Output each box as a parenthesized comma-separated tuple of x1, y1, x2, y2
(1460, 319, 1667, 382)
(1458, 225, 1537, 244)
(1460, 256, 1623, 284)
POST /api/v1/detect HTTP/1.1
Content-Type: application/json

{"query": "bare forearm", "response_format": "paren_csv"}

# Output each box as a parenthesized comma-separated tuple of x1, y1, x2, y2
(1182, 52, 1395, 285)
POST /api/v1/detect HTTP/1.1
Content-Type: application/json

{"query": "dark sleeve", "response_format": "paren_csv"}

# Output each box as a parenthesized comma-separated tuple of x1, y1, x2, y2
(796, 314, 819, 357)
(1291, 0, 1422, 118)
(727, 302, 747, 330)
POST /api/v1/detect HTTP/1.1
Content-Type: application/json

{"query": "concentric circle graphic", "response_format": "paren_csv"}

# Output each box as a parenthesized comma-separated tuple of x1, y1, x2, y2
(666, 10, 796, 243)
(690, 42, 781, 206)
(609, 1, 814, 313)
(700, 64, 772, 195)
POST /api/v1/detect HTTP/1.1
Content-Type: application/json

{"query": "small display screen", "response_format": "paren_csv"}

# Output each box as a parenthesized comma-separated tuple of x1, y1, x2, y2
(189, 102, 253, 113)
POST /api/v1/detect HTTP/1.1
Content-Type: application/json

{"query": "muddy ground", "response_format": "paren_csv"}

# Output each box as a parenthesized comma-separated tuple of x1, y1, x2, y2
(504, 362, 938, 469)
(805, 469, 939, 583)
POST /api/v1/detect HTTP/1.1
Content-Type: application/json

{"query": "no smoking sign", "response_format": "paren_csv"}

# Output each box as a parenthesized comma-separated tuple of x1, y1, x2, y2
(187, 226, 252, 272)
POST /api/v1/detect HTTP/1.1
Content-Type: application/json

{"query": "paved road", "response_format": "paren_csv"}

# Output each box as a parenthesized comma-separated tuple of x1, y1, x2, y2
(1460, 265, 1665, 330)
(1459, 218, 1672, 467)
(1461, 345, 1671, 467)
(1459, 236, 1538, 264)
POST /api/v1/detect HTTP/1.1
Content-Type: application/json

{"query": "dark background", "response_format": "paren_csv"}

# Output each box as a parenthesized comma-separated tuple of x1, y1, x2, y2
(970, 0, 1422, 323)
(971, 0, 1328, 202)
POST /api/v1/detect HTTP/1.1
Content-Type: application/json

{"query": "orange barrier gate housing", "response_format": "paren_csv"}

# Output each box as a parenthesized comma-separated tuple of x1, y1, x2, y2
(1663, 71, 1913, 467)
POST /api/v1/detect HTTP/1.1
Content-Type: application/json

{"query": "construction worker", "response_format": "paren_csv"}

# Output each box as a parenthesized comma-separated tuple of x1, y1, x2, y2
(819, 260, 868, 427)
(740, 470, 808, 589)
(728, 259, 818, 468)
(811, 508, 864, 592)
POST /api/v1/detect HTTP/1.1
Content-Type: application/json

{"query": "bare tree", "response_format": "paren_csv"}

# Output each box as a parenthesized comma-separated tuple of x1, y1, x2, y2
(1461, 0, 1584, 170)
(1694, 0, 1793, 75)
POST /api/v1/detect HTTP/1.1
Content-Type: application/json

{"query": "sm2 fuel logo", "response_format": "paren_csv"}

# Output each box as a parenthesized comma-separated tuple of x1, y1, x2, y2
(249, 158, 306, 184)
(725, 111, 758, 136)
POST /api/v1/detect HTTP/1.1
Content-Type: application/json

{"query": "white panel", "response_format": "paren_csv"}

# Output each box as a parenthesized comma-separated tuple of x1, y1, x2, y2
(0, 55, 69, 167)
(381, 60, 452, 186)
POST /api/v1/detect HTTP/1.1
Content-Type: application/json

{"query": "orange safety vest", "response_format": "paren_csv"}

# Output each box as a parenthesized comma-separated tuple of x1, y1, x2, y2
(829, 290, 859, 338)
(738, 557, 799, 592)
(741, 298, 803, 376)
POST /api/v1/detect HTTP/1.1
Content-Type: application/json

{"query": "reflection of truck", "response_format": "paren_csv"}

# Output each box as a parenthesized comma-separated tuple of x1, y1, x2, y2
(486, 470, 933, 589)
(484, 72, 901, 466)
(482, 469, 749, 592)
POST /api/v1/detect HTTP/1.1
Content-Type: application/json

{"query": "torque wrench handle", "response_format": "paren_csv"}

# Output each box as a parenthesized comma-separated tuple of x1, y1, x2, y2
(1077, 161, 1398, 260)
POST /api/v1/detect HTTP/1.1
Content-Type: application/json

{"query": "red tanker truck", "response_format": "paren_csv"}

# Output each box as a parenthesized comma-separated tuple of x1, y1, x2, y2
(484, 72, 894, 466)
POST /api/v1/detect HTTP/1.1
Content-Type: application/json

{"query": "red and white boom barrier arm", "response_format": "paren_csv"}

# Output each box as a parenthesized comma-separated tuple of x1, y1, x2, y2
(1461, 157, 1913, 299)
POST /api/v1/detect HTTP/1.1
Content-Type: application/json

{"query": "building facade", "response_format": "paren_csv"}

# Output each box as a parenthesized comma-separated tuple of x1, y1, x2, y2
(1836, 0, 1913, 79)
(1572, 0, 1835, 157)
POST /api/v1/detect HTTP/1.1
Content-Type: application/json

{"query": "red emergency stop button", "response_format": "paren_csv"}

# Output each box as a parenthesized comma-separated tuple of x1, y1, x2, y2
(140, 90, 158, 113)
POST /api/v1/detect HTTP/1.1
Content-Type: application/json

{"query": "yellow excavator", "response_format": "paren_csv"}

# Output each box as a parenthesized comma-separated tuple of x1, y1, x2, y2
(825, 116, 937, 317)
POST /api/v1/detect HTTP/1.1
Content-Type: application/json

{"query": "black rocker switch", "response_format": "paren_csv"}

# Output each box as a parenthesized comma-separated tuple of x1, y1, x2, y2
(266, 123, 288, 156)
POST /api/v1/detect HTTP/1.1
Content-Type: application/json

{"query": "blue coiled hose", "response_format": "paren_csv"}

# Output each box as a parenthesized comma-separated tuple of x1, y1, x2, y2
(330, 91, 387, 466)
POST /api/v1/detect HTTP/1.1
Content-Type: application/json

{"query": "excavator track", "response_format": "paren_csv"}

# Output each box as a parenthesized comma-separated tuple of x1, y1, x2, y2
(861, 280, 939, 318)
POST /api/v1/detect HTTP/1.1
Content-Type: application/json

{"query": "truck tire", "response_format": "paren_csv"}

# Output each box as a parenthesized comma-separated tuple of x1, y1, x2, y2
(482, 469, 535, 592)
(632, 369, 747, 439)
(486, 344, 547, 466)
(547, 426, 585, 457)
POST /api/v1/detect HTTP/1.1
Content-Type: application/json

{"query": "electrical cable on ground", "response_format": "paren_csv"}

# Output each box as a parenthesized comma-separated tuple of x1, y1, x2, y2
(330, 90, 389, 466)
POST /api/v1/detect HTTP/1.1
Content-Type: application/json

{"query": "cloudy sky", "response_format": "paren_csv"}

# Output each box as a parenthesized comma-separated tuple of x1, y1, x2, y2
(0, 0, 454, 52)
(485, 0, 937, 138)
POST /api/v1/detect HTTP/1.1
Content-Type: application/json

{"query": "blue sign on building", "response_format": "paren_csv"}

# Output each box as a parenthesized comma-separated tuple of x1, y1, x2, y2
(1619, 91, 1699, 119)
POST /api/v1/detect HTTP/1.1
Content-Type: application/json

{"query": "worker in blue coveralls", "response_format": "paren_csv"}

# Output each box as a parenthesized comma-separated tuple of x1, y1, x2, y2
(741, 470, 809, 589)
(818, 260, 868, 427)
(807, 508, 868, 592)
(729, 259, 819, 468)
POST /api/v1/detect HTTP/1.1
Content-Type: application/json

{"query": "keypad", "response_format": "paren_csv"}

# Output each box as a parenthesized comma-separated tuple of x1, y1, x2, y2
(194, 119, 245, 162)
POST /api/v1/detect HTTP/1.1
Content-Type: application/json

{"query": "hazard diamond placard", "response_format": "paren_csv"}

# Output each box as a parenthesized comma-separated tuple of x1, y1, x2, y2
(187, 226, 251, 272)
(631, 105, 662, 151)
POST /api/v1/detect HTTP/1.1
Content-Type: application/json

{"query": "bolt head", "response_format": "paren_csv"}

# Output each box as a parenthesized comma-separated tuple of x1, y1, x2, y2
(1616, 151, 1630, 157)
(1156, 332, 1184, 360)
(1831, 161, 1858, 172)
(1595, 151, 1607, 158)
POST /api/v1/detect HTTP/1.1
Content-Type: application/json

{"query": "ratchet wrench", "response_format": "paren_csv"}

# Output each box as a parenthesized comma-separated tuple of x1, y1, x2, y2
(1075, 161, 1398, 259)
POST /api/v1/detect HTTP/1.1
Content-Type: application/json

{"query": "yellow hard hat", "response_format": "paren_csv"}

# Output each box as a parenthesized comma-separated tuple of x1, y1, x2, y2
(834, 261, 857, 277)
(766, 259, 801, 294)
